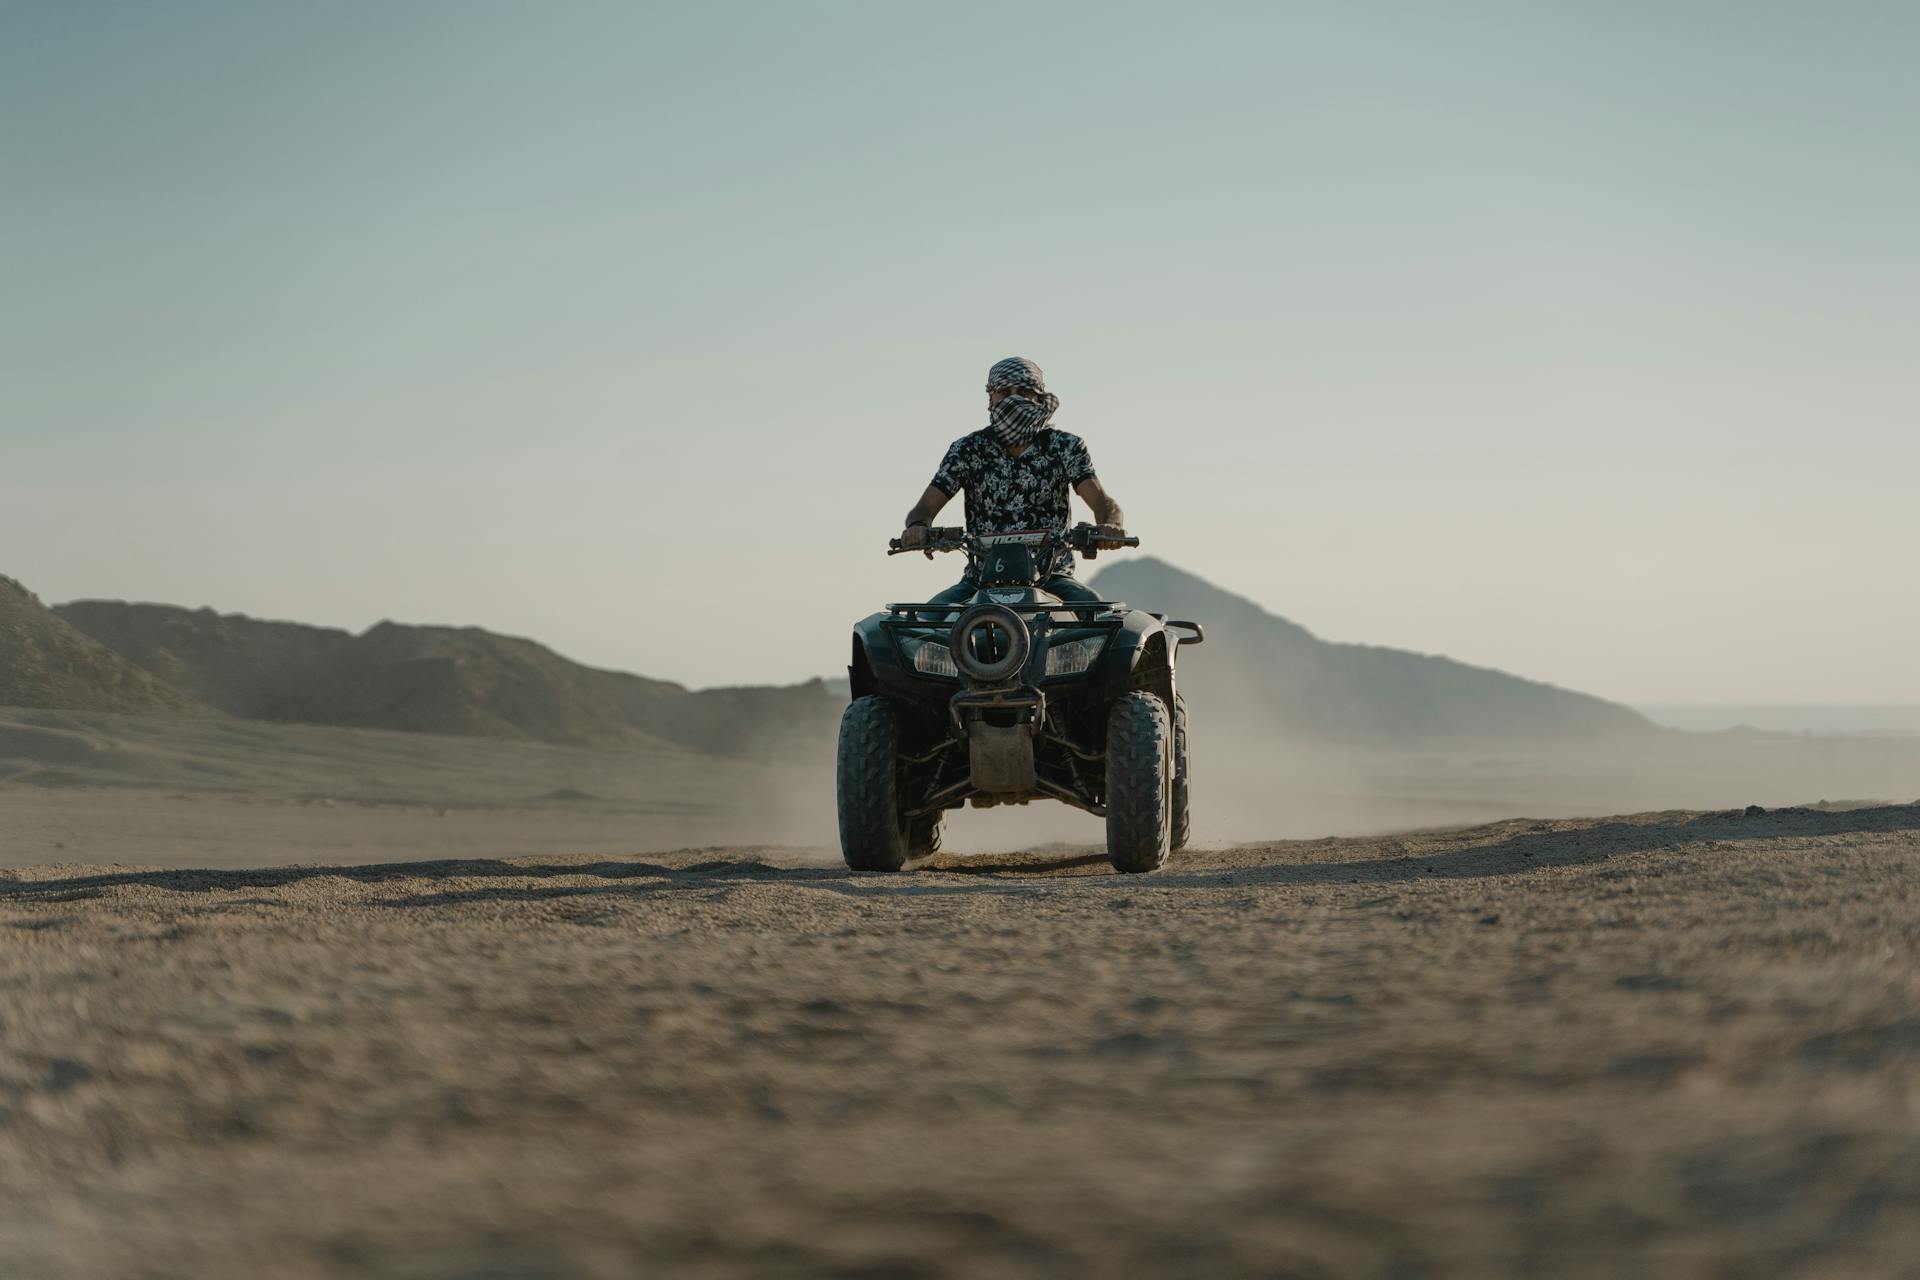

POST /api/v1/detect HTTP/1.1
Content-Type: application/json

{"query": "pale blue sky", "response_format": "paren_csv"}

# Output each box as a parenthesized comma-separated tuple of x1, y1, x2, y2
(5, 2, 1915, 702)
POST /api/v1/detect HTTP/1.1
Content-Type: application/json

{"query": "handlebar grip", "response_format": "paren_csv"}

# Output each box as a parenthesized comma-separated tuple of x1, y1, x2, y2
(887, 526, 968, 555)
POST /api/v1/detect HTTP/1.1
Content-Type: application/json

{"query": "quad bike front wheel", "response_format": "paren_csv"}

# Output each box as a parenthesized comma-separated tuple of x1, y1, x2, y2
(837, 696, 909, 871)
(1106, 691, 1173, 874)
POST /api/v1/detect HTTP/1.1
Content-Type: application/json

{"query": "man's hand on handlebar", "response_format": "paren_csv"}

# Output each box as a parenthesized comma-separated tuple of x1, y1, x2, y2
(1061, 522, 1140, 558)
(888, 525, 966, 556)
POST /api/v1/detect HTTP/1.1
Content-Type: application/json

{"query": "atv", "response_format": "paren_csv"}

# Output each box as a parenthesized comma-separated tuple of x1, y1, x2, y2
(838, 523, 1203, 874)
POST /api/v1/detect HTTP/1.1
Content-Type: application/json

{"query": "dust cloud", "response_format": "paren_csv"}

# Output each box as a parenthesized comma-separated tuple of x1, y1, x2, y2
(763, 720, 1920, 855)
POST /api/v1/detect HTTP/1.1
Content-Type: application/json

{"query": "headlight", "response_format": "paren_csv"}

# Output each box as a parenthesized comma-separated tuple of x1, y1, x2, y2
(901, 635, 958, 677)
(1044, 636, 1105, 677)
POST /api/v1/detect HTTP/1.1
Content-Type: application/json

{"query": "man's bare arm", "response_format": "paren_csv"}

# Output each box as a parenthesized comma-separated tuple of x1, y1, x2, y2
(898, 484, 952, 550)
(1074, 477, 1125, 532)
(905, 484, 951, 529)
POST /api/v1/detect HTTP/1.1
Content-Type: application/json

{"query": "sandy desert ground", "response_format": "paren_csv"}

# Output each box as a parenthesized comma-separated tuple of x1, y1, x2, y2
(4, 801, 1917, 1278)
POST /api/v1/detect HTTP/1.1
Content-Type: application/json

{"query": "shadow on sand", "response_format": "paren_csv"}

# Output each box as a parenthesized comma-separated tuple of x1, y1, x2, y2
(4, 806, 1914, 909)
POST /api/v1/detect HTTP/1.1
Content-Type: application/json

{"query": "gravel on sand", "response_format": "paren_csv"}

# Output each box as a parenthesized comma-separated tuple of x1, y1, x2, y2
(3, 805, 1917, 1278)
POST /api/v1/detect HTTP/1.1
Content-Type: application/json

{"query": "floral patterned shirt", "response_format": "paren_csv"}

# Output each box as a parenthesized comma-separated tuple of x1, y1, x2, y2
(930, 428, 1098, 578)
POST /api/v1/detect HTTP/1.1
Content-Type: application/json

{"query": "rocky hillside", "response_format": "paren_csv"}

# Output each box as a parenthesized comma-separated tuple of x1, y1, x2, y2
(0, 578, 208, 716)
(1089, 558, 1655, 744)
(35, 559, 1656, 756)
(244, 621, 690, 746)
(53, 599, 837, 756)
(53, 601, 354, 718)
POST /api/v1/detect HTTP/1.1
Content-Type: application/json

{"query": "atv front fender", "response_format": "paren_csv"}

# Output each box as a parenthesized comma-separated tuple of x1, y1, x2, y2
(1093, 613, 1175, 712)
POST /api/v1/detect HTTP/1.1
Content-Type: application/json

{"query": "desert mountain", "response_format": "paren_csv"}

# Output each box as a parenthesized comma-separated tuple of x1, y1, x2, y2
(53, 600, 838, 756)
(0, 578, 208, 716)
(39, 558, 1651, 755)
(1089, 558, 1655, 743)
(53, 601, 355, 718)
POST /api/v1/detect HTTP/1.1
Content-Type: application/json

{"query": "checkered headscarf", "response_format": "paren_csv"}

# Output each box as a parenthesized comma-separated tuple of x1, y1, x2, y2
(986, 356, 1060, 451)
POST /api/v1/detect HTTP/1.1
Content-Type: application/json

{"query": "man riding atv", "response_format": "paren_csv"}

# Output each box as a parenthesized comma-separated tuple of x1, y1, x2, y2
(897, 357, 1132, 605)
(836, 356, 1201, 875)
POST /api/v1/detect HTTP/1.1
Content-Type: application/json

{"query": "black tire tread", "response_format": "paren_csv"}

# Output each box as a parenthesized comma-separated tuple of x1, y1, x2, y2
(837, 696, 908, 872)
(908, 813, 943, 859)
(1171, 694, 1192, 851)
(1106, 691, 1172, 874)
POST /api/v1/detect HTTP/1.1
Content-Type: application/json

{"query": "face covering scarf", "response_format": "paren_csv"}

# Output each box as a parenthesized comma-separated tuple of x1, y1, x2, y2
(985, 356, 1061, 451)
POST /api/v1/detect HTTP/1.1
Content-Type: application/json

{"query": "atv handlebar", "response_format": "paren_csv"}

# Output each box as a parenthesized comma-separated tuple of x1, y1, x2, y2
(888, 526, 968, 556)
(1065, 524, 1141, 560)
(887, 523, 1139, 558)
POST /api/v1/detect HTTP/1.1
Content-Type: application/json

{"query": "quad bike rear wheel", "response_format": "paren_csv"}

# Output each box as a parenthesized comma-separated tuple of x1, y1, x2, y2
(908, 813, 944, 859)
(1105, 691, 1173, 874)
(1171, 693, 1191, 851)
(837, 696, 909, 871)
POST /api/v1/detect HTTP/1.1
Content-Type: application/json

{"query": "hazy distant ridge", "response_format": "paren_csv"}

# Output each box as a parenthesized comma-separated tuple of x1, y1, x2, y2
(24, 558, 1652, 758)
(1090, 558, 1654, 743)
(0, 578, 209, 717)
(54, 600, 354, 719)
(51, 598, 837, 757)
